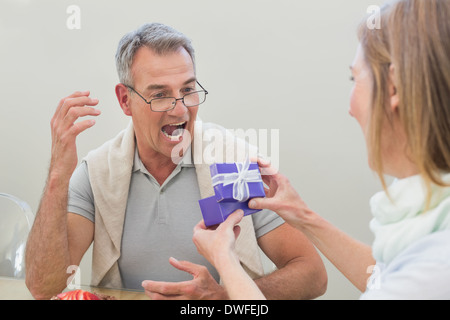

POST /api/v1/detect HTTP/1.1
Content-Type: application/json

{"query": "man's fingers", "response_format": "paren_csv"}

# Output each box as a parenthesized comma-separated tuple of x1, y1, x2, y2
(141, 280, 185, 298)
(60, 96, 99, 118)
(63, 105, 101, 127)
(54, 91, 91, 119)
(168, 257, 208, 278)
(55, 95, 99, 122)
(141, 258, 216, 300)
(168, 257, 188, 272)
(69, 119, 97, 136)
(52, 96, 100, 135)
(142, 273, 200, 300)
(56, 90, 90, 109)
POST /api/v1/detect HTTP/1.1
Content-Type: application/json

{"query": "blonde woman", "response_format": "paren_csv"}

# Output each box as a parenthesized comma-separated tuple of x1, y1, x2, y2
(193, 0, 450, 299)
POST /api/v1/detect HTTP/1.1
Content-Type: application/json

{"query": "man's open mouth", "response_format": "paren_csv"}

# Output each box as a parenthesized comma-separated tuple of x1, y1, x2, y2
(161, 121, 187, 141)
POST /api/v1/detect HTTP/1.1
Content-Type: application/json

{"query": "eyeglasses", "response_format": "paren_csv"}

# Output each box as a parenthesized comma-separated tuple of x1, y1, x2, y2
(125, 81, 208, 112)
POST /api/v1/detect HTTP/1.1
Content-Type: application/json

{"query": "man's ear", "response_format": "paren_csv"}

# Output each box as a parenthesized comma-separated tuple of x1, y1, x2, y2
(115, 83, 132, 116)
(389, 64, 399, 112)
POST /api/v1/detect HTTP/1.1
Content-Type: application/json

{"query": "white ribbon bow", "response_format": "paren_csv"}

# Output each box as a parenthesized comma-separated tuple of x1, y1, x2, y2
(211, 158, 262, 202)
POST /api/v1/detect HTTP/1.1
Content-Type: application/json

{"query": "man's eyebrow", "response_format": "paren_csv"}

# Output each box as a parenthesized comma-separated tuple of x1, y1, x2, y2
(183, 77, 197, 85)
(144, 77, 197, 92)
(145, 83, 167, 91)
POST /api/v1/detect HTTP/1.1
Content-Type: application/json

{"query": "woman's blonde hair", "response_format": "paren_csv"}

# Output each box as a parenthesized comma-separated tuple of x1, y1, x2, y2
(358, 0, 450, 203)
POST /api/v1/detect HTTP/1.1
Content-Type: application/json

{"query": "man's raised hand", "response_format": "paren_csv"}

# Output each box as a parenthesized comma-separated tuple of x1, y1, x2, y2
(49, 91, 100, 180)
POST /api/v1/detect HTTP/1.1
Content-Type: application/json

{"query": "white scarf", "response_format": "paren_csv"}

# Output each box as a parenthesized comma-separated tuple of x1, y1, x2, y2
(370, 174, 450, 264)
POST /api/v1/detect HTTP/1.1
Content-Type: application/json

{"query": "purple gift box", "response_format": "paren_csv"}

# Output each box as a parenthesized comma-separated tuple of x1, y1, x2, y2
(210, 162, 265, 202)
(198, 161, 266, 227)
(199, 196, 261, 227)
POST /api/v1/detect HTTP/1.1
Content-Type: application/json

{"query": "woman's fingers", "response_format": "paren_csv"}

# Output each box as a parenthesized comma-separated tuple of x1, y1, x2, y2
(249, 196, 278, 211)
(220, 210, 244, 230)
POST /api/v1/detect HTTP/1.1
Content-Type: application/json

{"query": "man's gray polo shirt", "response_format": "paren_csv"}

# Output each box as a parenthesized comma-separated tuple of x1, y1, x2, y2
(68, 146, 284, 290)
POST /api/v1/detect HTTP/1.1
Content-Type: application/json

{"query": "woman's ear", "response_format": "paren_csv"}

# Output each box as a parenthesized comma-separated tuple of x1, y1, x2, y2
(115, 83, 132, 116)
(389, 64, 399, 111)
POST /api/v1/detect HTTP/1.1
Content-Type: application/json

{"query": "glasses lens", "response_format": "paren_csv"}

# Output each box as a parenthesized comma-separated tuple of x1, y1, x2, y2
(150, 91, 207, 111)
(151, 98, 176, 112)
(184, 91, 206, 107)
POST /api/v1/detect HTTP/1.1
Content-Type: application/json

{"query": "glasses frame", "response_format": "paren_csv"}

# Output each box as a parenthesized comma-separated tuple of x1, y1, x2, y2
(125, 80, 208, 112)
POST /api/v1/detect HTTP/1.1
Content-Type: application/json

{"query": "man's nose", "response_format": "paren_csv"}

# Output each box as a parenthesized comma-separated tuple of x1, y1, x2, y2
(168, 98, 187, 116)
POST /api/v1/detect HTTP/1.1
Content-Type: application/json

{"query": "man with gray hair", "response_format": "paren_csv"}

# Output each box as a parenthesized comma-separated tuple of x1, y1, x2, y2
(25, 23, 327, 300)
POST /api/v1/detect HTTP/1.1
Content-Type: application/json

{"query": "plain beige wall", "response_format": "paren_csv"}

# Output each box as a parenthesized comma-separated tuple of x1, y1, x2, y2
(0, 0, 386, 299)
